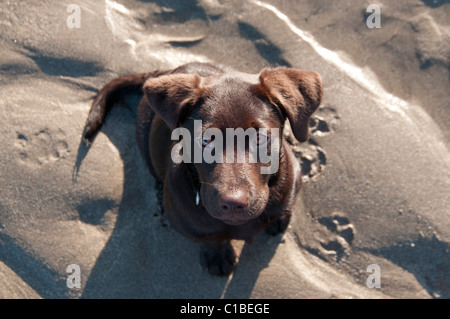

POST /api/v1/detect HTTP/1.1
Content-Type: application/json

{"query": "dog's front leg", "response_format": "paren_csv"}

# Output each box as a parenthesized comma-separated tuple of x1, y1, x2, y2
(265, 210, 292, 236)
(200, 240, 236, 276)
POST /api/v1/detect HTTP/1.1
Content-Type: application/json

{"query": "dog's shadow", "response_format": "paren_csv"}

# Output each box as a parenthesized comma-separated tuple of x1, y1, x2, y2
(74, 96, 284, 298)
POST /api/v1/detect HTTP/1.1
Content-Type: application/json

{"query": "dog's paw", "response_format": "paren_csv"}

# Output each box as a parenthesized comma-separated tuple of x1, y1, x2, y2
(200, 241, 236, 276)
(265, 213, 291, 236)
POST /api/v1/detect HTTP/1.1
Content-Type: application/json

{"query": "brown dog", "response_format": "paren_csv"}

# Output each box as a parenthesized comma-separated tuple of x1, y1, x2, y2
(84, 62, 322, 276)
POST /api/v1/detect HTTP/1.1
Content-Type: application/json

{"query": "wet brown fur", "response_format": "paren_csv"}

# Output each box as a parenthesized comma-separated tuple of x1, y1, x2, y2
(84, 62, 322, 276)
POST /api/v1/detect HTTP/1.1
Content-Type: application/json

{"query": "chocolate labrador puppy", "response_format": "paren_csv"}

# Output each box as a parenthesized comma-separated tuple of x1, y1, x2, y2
(84, 62, 322, 276)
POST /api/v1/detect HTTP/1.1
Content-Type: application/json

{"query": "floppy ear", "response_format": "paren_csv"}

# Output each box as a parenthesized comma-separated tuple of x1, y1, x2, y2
(257, 68, 323, 142)
(143, 74, 205, 129)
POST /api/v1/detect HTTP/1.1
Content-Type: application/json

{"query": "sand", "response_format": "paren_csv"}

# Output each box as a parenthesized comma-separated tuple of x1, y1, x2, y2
(0, 0, 449, 299)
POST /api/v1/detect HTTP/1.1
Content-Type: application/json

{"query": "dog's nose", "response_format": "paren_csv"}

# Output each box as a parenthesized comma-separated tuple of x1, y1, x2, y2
(219, 191, 248, 214)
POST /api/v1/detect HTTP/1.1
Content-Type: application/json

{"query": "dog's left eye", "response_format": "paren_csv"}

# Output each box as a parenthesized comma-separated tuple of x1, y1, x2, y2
(255, 133, 270, 146)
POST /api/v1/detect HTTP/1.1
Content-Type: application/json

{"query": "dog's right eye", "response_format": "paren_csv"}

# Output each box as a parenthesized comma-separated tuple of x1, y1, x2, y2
(202, 138, 212, 147)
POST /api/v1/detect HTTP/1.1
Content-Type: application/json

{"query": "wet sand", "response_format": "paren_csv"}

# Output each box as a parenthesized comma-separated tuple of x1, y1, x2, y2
(0, 0, 449, 298)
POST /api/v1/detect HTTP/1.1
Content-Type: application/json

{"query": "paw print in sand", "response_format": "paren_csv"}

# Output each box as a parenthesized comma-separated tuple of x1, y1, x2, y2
(285, 105, 340, 182)
(15, 129, 70, 167)
(317, 212, 356, 262)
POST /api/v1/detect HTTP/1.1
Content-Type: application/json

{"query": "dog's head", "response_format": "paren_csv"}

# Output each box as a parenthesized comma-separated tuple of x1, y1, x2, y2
(144, 67, 322, 225)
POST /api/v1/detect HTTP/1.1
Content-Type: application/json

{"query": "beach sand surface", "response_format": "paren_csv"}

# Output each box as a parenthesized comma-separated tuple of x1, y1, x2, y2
(0, 0, 449, 298)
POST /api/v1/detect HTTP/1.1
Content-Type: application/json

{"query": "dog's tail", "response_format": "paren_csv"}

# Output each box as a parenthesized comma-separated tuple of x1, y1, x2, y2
(83, 70, 167, 142)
